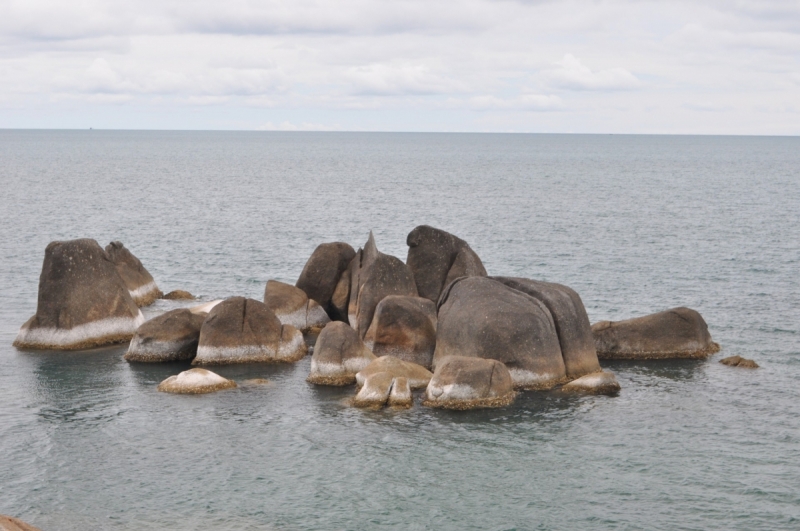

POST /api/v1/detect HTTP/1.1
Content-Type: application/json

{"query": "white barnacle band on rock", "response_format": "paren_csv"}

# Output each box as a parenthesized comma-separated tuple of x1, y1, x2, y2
(560, 371, 621, 395)
(424, 356, 516, 410)
(157, 368, 236, 394)
(105, 241, 162, 306)
(192, 297, 307, 365)
(14, 238, 145, 350)
(307, 321, 376, 386)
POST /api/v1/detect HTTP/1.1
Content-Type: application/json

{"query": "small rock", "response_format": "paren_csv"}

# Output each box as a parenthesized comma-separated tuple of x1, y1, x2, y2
(162, 290, 195, 300)
(157, 368, 236, 394)
(352, 371, 394, 408)
(560, 371, 621, 395)
(307, 321, 376, 386)
(356, 356, 432, 389)
(720, 355, 759, 368)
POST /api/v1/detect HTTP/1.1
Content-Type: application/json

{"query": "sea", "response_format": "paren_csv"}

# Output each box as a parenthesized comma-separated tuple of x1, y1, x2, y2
(0, 131, 798, 530)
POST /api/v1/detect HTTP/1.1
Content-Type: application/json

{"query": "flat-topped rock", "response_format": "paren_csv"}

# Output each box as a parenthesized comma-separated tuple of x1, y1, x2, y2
(296, 242, 356, 321)
(0, 515, 43, 531)
(406, 225, 487, 302)
(264, 280, 330, 333)
(363, 295, 437, 369)
(162, 290, 195, 300)
(105, 241, 162, 306)
(307, 321, 376, 385)
(434, 276, 567, 390)
(720, 355, 759, 368)
(192, 297, 307, 365)
(14, 238, 145, 350)
(493, 277, 601, 379)
(157, 368, 236, 394)
(424, 356, 516, 410)
(125, 309, 206, 362)
(346, 232, 418, 338)
(560, 371, 621, 395)
(592, 307, 720, 359)
(355, 355, 432, 389)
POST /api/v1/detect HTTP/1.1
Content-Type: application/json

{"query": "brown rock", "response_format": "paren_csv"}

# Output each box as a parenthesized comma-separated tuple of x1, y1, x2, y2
(264, 280, 330, 333)
(0, 515, 43, 531)
(124, 309, 206, 362)
(296, 242, 356, 320)
(14, 238, 144, 350)
(388, 376, 413, 408)
(105, 241, 162, 306)
(157, 368, 237, 394)
(434, 276, 566, 390)
(307, 321, 376, 385)
(406, 225, 487, 302)
(423, 356, 516, 410)
(560, 370, 621, 395)
(355, 355, 432, 389)
(162, 290, 195, 300)
(720, 355, 759, 368)
(493, 277, 601, 379)
(592, 307, 720, 359)
(192, 297, 307, 365)
(363, 295, 437, 369)
(352, 371, 394, 408)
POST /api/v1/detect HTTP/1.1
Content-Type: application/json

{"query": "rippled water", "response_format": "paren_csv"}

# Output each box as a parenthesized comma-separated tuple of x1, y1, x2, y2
(1, 131, 798, 530)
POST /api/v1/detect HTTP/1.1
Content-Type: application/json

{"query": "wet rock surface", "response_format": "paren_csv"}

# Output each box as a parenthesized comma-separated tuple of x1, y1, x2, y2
(424, 356, 516, 410)
(161, 290, 195, 300)
(560, 371, 621, 395)
(356, 355, 432, 389)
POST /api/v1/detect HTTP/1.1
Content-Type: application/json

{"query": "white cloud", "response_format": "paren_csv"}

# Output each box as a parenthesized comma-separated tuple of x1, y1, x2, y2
(545, 54, 641, 91)
(468, 94, 563, 111)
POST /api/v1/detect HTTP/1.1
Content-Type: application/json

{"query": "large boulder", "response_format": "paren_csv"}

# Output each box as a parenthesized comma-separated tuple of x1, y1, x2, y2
(105, 241, 162, 306)
(355, 355, 432, 389)
(264, 280, 330, 333)
(192, 297, 307, 365)
(124, 309, 206, 362)
(0, 515, 43, 531)
(296, 242, 356, 321)
(592, 307, 720, 359)
(493, 277, 601, 379)
(345, 232, 418, 338)
(424, 356, 516, 410)
(307, 321, 376, 385)
(406, 225, 487, 302)
(434, 276, 567, 389)
(560, 370, 620, 395)
(14, 239, 145, 350)
(157, 368, 236, 394)
(363, 295, 437, 369)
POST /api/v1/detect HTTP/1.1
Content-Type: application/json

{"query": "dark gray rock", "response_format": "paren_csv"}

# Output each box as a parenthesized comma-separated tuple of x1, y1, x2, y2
(363, 295, 437, 369)
(14, 239, 144, 350)
(492, 277, 601, 379)
(406, 225, 486, 302)
(125, 309, 206, 362)
(296, 242, 356, 321)
(434, 276, 566, 389)
(592, 307, 720, 359)
(105, 241, 161, 306)
(424, 356, 516, 409)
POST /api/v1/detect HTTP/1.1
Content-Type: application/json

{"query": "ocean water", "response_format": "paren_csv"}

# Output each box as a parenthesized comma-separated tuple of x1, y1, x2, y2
(0, 131, 798, 530)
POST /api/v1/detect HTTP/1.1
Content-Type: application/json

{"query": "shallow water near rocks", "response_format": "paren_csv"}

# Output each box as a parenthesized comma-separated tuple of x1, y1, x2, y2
(1, 131, 799, 530)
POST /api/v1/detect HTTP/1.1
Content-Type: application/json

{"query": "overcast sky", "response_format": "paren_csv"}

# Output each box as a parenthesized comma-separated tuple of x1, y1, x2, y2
(1, 0, 798, 133)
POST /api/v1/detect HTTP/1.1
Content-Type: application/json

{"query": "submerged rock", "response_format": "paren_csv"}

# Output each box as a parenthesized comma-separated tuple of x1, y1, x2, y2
(157, 368, 236, 394)
(363, 295, 437, 369)
(192, 297, 307, 365)
(162, 290, 195, 300)
(105, 241, 162, 306)
(434, 276, 566, 390)
(307, 321, 376, 386)
(560, 371, 621, 395)
(406, 225, 487, 302)
(14, 238, 145, 350)
(263, 280, 330, 333)
(424, 356, 516, 410)
(592, 307, 720, 359)
(720, 355, 759, 368)
(124, 309, 206, 362)
(296, 242, 356, 321)
(355, 355, 432, 389)
(493, 277, 601, 379)
(0, 515, 43, 531)
(346, 232, 418, 338)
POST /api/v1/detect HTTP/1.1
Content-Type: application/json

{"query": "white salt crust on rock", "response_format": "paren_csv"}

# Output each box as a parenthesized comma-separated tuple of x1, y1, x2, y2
(506, 368, 568, 391)
(272, 300, 331, 332)
(309, 356, 375, 384)
(352, 371, 394, 408)
(192, 328, 307, 365)
(128, 280, 161, 307)
(14, 312, 145, 351)
(560, 371, 621, 395)
(157, 368, 236, 394)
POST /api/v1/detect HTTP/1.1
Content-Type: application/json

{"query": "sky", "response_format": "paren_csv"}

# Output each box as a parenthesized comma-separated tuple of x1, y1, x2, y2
(0, 0, 798, 133)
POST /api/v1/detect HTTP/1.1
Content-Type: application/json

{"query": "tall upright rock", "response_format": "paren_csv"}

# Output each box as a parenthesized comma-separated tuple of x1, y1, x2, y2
(295, 242, 356, 321)
(105, 241, 162, 306)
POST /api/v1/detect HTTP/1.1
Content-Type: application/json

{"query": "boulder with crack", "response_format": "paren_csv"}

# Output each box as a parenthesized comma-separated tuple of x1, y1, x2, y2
(307, 321, 376, 385)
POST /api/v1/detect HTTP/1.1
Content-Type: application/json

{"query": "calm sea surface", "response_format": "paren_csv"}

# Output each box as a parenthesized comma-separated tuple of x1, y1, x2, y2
(0, 131, 798, 530)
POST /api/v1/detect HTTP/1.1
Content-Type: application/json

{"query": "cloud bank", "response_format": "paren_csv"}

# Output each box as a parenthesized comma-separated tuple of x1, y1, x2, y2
(0, 0, 798, 133)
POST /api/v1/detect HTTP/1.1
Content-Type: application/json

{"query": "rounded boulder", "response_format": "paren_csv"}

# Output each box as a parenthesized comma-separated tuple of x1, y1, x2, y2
(264, 280, 330, 333)
(307, 321, 377, 385)
(296, 242, 356, 321)
(363, 295, 437, 369)
(424, 356, 516, 410)
(125, 308, 206, 362)
(355, 355, 432, 389)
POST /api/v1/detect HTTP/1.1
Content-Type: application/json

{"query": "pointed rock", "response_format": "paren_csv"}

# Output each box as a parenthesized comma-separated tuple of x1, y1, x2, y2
(105, 241, 162, 306)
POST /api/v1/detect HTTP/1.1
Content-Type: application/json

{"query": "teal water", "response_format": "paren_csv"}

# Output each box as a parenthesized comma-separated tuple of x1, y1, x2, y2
(0, 131, 798, 530)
